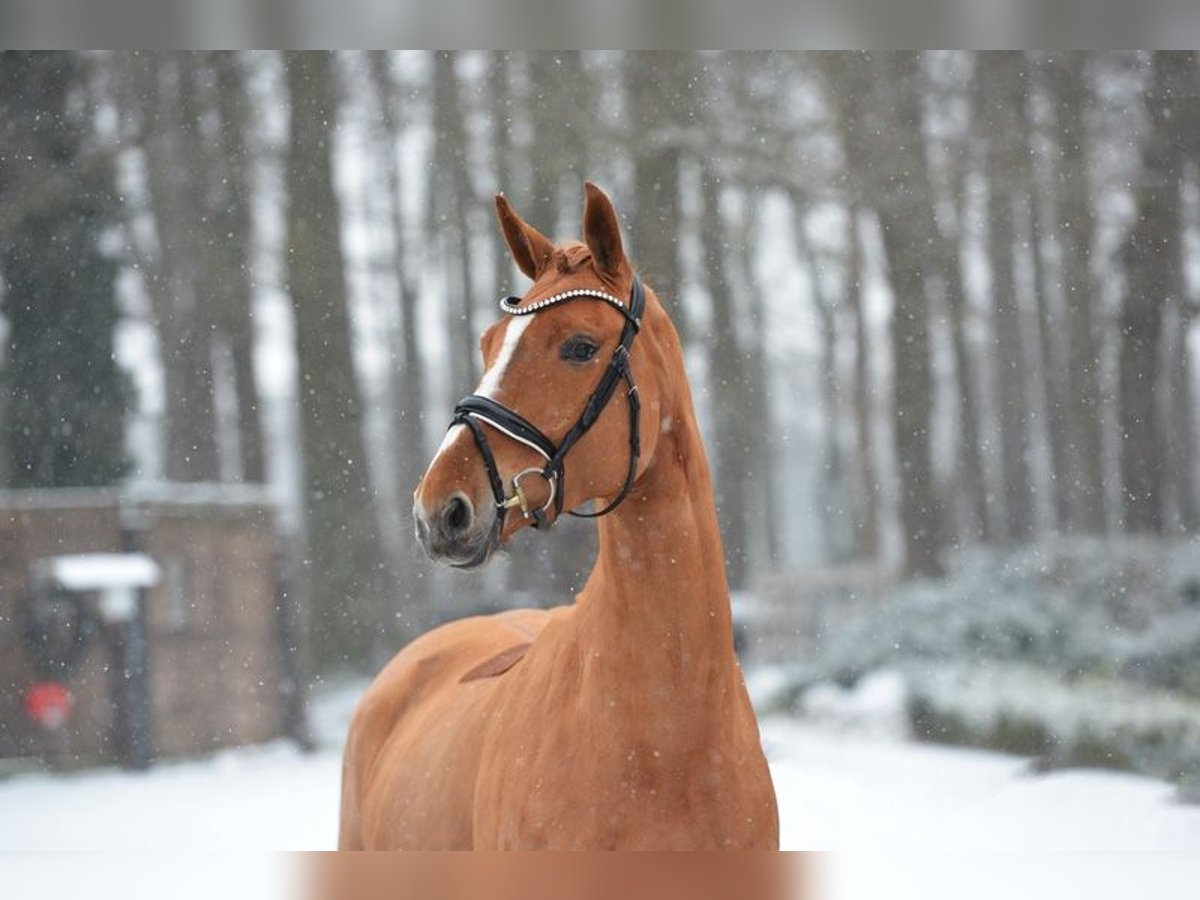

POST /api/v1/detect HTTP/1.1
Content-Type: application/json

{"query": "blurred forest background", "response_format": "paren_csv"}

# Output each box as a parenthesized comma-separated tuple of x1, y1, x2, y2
(2, 50, 1199, 709)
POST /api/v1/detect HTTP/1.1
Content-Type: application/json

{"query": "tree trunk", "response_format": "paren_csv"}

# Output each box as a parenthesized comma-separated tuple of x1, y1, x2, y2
(845, 208, 882, 559)
(869, 54, 946, 577)
(210, 51, 266, 483)
(701, 166, 752, 587)
(1118, 52, 1189, 534)
(938, 136, 990, 544)
(169, 57, 224, 483)
(368, 50, 431, 637)
(115, 53, 221, 482)
(526, 57, 561, 238)
(1045, 53, 1108, 532)
(525, 52, 589, 235)
(1167, 302, 1200, 531)
(793, 200, 851, 563)
(820, 52, 945, 576)
(1023, 64, 1072, 531)
(627, 52, 687, 340)
(431, 52, 478, 400)
(161, 316, 219, 482)
(736, 193, 783, 565)
(816, 56, 887, 557)
(978, 52, 1036, 543)
(285, 51, 391, 669)
(488, 52, 516, 292)
(1164, 54, 1200, 533)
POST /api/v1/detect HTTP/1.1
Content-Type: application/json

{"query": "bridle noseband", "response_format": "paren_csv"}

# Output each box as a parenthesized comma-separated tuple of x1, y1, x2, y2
(450, 276, 646, 532)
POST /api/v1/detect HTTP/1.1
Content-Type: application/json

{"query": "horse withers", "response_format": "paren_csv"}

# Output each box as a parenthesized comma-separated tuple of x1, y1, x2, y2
(339, 182, 779, 850)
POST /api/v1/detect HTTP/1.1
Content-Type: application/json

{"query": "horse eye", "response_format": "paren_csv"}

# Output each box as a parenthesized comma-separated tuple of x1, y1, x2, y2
(560, 337, 599, 363)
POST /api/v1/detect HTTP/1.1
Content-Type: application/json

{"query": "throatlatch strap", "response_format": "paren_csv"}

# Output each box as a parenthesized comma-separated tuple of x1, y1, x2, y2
(569, 365, 640, 519)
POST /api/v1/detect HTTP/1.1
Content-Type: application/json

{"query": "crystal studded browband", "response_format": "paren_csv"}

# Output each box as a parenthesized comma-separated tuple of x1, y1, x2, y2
(498, 288, 635, 324)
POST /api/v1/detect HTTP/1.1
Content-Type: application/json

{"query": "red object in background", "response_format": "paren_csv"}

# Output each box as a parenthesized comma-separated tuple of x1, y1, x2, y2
(24, 681, 74, 730)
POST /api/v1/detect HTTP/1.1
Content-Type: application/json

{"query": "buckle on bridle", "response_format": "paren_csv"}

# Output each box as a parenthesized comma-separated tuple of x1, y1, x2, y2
(501, 467, 557, 520)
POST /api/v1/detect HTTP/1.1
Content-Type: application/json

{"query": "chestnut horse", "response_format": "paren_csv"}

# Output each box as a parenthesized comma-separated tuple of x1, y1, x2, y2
(339, 183, 778, 850)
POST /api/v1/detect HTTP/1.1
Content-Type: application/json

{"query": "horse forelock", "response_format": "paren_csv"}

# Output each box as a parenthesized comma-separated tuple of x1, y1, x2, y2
(506, 242, 600, 311)
(554, 241, 593, 273)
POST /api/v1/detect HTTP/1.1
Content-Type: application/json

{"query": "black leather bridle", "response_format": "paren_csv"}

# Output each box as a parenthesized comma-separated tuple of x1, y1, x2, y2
(450, 276, 646, 531)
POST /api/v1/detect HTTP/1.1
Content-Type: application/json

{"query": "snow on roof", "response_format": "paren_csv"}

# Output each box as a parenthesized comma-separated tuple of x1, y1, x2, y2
(36, 553, 162, 591)
(0, 481, 280, 511)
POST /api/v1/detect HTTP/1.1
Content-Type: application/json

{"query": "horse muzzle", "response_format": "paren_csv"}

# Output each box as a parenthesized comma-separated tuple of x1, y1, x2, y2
(413, 491, 500, 570)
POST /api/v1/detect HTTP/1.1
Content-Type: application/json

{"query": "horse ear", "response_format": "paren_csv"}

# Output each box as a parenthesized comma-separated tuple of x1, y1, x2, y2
(582, 181, 627, 278)
(495, 194, 554, 280)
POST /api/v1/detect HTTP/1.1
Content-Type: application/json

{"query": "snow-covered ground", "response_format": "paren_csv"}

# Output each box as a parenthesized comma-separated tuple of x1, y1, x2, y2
(2, 715, 1198, 853)
(3, 682, 1200, 899)
(766, 718, 1200, 851)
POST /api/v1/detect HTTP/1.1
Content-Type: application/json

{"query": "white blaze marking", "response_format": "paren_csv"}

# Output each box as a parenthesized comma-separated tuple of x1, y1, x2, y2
(476, 315, 532, 399)
(433, 423, 465, 460)
(421, 315, 534, 485)
(417, 423, 466, 518)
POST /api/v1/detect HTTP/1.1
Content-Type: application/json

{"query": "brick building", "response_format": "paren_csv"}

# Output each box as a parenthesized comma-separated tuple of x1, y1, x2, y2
(0, 484, 306, 770)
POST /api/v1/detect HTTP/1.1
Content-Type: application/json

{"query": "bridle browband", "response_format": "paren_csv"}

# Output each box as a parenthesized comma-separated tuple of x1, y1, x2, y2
(450, 276, 646, 532)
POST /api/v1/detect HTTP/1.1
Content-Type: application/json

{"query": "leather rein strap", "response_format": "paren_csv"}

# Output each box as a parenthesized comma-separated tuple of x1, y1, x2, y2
(450, 277, 646, 531)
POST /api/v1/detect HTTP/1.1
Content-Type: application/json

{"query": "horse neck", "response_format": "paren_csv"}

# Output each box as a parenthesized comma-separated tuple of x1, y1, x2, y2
(576, 361, 739, 710)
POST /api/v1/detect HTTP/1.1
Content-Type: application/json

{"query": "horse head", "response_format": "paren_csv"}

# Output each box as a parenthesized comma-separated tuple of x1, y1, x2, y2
(414, 182, 670, 569)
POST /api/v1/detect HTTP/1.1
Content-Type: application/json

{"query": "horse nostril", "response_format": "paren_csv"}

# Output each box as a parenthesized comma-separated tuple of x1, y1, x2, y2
(442, 495, 473, 536)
